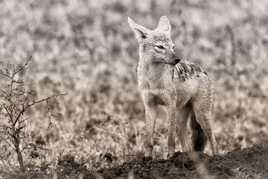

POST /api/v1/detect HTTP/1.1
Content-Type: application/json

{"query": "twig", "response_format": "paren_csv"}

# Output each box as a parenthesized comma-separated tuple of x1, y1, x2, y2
(26, 93, 66, 108)
(12, 55, 32, 78)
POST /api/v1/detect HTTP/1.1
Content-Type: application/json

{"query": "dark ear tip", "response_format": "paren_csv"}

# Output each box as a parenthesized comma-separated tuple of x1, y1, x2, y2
(135, 28, 147, 39)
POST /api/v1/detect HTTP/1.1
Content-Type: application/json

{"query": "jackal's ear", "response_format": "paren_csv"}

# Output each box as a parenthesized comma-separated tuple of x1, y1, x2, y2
(156, 16, 171, 35)
(128, 17, 150, 42)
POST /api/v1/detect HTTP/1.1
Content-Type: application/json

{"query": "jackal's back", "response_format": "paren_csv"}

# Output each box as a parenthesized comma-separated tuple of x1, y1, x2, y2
(172, 61, 214, 111)
(173, 61, 208, 81)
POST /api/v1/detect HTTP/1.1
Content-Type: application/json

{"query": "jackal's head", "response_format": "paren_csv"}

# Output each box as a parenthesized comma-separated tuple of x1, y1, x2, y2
(128, 16, 180, 65)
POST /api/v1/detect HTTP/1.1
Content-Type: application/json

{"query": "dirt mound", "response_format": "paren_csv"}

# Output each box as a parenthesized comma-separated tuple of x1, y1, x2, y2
(96, 143, 268, 179)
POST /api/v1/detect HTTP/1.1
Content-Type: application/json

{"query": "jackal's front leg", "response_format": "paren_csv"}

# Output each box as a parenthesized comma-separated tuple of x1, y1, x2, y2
(144, 104, 157, 158)
(167, 100, 176, 157)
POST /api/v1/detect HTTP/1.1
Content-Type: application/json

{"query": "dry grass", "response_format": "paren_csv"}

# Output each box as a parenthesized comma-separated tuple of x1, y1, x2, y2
(0, 0, 268, 177)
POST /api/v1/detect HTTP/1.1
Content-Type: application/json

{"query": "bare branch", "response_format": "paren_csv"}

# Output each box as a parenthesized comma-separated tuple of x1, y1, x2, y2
(13, 105, 25, 126)
(11, 92, 65, 135)
(11, 55, 32, 78)
(0, 89, 9, 97)
(3, 105, 13, 123)
(0, 69, 12, 79)
(26, 93, 66, 109)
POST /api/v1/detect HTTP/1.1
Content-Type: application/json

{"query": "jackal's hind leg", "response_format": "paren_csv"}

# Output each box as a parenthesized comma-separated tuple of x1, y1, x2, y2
(190, 113, 207, 152)
(192, 110, 217, 155)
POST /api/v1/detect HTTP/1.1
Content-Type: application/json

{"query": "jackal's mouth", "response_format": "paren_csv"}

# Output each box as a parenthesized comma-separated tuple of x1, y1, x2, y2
(165, 58, 181, 65)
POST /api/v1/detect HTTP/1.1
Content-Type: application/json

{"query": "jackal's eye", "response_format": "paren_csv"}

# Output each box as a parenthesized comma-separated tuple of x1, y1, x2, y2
(154, 45, 165, 53)
(155, 45, 165, 49)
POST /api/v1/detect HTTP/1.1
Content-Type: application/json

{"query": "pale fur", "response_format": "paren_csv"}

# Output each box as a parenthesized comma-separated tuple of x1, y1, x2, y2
(128, 16, 217, 157)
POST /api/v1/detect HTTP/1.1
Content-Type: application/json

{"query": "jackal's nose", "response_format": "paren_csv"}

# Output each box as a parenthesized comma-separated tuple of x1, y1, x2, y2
(174, 58, 181, 64)
(170, 57, 181, 65)
(171, 52, 181, 65)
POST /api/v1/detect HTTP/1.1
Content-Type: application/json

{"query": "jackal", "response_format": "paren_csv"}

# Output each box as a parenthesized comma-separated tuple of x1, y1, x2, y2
(128, 16, 217, 157)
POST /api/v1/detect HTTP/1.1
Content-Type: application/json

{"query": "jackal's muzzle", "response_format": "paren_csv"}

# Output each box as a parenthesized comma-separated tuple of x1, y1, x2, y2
(167, 54, 181, 65)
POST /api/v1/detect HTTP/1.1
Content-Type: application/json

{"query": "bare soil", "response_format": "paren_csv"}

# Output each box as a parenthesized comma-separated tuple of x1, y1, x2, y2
(96, 144, 268, 179)
(4, 143, 268, 179)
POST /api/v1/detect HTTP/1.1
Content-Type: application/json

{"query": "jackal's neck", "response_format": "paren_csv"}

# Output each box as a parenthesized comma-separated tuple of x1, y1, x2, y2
(138, 48, 173, 83)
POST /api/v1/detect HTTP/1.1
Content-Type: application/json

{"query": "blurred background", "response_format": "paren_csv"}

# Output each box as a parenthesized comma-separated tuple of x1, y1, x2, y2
(1, 0, 268, 173)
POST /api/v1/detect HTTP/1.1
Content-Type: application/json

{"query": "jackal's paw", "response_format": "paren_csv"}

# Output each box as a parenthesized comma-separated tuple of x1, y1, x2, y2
(142, 156, 153, 161)
(144, 148, 153, 159)
(167, 150, 175, 158)
(136, 151, 153, 161)
(143, 151, 153, 161)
